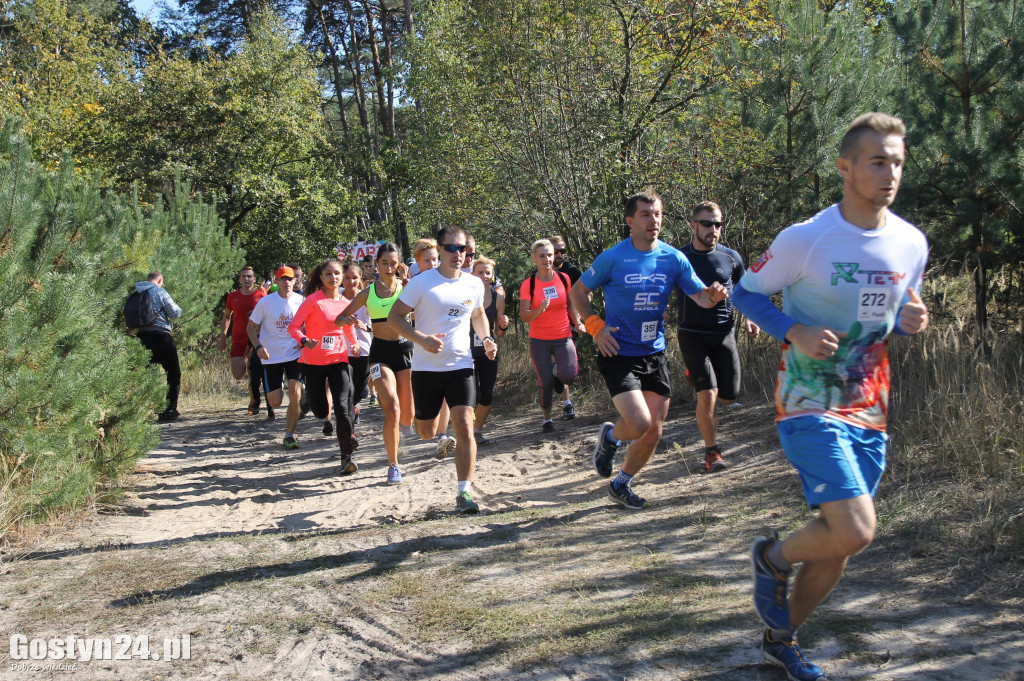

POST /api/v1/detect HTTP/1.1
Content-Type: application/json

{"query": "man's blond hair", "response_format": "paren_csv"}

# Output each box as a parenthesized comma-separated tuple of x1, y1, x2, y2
(840, 113, 906, 159)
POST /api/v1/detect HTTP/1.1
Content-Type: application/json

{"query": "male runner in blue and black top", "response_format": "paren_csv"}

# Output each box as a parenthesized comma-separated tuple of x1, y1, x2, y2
(677, 201, 761, 473)
(570, 190, 728, 509)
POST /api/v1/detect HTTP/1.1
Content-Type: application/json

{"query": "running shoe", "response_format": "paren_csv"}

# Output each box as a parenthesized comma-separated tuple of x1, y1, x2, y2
(351, 434, 359, 451)
(368, 394, 377, 406)
(751, 536, 792, 631)
(607, 481, 649, 510)
(592, 422, 618, 478)
(474, 431, 491, 446)
(435, 434, 456, 459)
(266, 407, 276, 421)
(283, 436, 299, 449)
(456, 491, 479, 514)
(157, 409, 180, 423)
(761, 630, 827, 681)
(339, 455, 358, 475)
(705, 445, 728, 473)
(563, 403, 576, 420)
(387, 464, 404, 484)
(247, 403, 260, 416)
(542, 421, 555, 433)
(322, 420, 333, 436)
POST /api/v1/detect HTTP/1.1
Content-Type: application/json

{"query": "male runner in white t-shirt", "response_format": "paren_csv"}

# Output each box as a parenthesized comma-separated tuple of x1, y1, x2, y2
(248, 266, 305, 449)
(733, 113, 929, 681)
(389, 226, 498, 513)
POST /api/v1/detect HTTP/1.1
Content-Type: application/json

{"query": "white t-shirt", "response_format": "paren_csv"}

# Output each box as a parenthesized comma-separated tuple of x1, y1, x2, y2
(739, 204, 928, 430)
(353, 306, 372, 354)
(249, 293, 304, 364)
(397, 268, 484, 371)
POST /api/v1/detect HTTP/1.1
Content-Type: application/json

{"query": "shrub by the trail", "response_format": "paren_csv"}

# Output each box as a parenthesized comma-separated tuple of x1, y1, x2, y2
(0, 119, 243, 536)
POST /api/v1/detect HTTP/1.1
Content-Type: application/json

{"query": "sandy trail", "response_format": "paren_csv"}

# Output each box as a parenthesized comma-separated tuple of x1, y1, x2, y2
(4, 401, 1022, 681)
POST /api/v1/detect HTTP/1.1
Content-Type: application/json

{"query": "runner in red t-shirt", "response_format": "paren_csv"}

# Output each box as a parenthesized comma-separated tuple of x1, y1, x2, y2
(219, 266, 267, 414)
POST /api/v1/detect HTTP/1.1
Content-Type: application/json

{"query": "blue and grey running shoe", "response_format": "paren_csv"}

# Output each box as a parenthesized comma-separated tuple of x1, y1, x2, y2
(761, 629, 827, 681)
(607, 481, 649, 510)
(456, 491, 479, 514)
(387, 464, 403, 485)
(592, 422, 618, 478)
(751, 536, 792, 631)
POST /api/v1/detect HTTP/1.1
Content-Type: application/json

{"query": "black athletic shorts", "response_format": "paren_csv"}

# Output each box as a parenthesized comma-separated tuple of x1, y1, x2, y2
(596, 351, 672, 398)
(263, 359, 302, 394)
(368, 336, 414, 374)
(412, 368, 475, 419)
(677, 330, 741, 400)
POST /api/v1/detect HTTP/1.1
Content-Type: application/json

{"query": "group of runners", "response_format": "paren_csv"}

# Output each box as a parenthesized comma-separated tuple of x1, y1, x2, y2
(181, 112, 928, 681)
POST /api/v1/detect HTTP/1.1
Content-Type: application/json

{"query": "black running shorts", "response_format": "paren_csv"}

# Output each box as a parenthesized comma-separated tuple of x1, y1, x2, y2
(596, 351, 672, 398)
(412, 368, 476, 420)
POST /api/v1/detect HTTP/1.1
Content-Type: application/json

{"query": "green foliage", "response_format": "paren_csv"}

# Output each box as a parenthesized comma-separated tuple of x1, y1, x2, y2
(0, 119, 243, 534)
(734, 0, 897, 228)
(891, 0, 1024, 337)
(406, 0, 774, 266)
(93, 9, 359, 272)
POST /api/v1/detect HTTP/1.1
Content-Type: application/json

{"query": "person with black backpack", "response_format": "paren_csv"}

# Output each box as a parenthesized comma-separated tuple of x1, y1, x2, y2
(128, 271, 183, 422)
(519, 239, 587, 434)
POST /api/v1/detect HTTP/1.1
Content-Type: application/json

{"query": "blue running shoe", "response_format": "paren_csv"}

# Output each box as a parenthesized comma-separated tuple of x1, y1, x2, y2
(387, 464, 403, 485)
(608, 481, 649, 510)
(592, 422, 617, 478)
(761, 629, 827, 681)
(752, 536, 792, 631)
(456, 491, 479, 514)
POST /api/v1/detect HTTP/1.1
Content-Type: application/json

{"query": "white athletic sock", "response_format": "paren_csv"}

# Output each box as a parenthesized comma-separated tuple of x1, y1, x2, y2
(286, 432, 293, 438)
(564, 400, 572, 407)
(458, 480, 472, 494)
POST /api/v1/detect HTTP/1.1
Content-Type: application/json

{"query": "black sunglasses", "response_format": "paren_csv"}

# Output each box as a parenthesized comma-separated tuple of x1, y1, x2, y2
(695, 219, 725, 228)
(440, 243, 468, 253)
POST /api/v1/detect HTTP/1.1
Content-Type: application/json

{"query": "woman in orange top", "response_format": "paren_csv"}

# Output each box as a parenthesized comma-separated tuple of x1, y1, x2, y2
(288, 259, 361, 474)
(519, 239, 586, 433)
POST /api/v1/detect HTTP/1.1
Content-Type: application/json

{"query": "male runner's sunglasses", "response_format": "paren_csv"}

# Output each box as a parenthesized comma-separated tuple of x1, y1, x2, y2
(439, 244, 468, 253)
(695, 219, 725, 228)
(554, 249, 567, 254)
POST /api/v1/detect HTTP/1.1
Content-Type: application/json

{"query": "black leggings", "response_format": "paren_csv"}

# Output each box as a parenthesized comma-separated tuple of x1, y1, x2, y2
(473, 354, 498, 407)
(349, 356, 370, 410)
(304, 362, 353, 455)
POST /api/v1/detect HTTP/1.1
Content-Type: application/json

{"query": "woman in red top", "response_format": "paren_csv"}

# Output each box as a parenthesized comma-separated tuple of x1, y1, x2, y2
(289, 259, 361, 474)
(519, 239, 586, 433)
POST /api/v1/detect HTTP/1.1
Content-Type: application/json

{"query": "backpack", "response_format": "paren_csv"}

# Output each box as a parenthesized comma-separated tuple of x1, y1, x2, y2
(123, 289, 158, 329)
(528, 270, 574, 328)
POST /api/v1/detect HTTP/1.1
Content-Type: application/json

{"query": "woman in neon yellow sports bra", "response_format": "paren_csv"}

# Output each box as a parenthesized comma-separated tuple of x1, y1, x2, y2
(336, 243, 414, 485)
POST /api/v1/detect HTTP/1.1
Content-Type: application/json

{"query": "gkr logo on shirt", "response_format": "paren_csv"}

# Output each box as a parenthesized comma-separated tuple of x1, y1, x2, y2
(623, 273, 668, 286)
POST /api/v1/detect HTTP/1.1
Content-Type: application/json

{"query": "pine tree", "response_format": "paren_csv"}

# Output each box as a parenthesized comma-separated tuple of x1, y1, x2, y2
(891, 0, 1024, 347)
(0, 118, 242, 534)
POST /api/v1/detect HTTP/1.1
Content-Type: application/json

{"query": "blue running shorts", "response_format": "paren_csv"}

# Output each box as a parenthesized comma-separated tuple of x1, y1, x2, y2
(777, 415, 887, 509)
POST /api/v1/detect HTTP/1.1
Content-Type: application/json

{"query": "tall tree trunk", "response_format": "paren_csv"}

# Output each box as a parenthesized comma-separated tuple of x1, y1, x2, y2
(341, 0, 372, 136)
(316, 4, 350, 138)
(362, 0, 391, 138)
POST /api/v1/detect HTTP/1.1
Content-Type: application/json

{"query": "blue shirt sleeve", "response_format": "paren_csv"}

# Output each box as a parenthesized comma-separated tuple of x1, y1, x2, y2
(733, 281, 796, 342)
(674, 251, 705, 297)
(579, 250, 611, 292)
